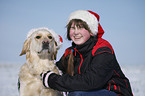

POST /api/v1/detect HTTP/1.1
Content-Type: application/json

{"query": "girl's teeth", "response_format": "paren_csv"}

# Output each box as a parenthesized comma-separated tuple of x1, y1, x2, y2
(74, 36, 81, 39)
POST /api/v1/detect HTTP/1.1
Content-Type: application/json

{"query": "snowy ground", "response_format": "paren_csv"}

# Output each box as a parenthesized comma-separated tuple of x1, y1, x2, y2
(0, 63, 145, 96)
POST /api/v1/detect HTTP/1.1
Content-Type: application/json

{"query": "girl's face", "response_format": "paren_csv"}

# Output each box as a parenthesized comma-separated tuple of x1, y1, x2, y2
(69, 23, 92, 45)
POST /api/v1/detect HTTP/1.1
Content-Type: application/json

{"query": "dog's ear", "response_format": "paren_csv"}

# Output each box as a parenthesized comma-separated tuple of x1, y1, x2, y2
(51, 50, 57, 60)
(50, 40, 58, 60)
(19, 38, 31, 56)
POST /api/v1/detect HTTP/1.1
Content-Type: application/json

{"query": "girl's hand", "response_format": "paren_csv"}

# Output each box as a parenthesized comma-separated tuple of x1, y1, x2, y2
(40, 71, 54, 88)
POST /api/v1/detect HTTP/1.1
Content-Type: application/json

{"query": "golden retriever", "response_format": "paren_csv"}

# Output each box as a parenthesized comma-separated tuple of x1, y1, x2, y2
(18, 27, 62, 96)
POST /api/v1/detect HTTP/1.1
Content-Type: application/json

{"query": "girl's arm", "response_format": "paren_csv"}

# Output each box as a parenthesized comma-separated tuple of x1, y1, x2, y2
(45, 52, 115, 91)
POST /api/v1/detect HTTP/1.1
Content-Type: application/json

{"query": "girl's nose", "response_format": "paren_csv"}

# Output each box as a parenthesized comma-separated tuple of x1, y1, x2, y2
(74, 28, 80, 34)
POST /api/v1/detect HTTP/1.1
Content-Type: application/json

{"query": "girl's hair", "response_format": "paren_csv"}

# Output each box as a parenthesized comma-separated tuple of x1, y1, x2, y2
(65, 19, 92, 76)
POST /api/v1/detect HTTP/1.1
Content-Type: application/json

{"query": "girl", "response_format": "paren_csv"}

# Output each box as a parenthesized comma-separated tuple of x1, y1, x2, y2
(41, 10, 133, 96)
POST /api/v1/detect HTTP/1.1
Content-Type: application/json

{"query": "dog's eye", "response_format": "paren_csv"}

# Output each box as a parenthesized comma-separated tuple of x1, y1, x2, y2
(36, 36, 41, 39)
(48, 36, 52, 39)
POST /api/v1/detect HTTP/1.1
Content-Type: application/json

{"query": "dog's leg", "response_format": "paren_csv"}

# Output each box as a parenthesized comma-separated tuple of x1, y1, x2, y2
(20, 80, 42, 96)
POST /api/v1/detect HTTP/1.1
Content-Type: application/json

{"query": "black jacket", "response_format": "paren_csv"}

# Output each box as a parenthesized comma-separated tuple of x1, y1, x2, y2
(48, 37, 133, 96)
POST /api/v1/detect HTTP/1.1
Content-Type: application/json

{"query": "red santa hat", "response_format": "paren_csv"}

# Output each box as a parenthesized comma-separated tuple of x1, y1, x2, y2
(67, 10, 104, 38)
(27, 27, 63, 50)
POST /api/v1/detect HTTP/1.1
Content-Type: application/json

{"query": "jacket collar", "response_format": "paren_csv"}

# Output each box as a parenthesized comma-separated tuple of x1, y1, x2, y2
(72, 37, 97, 56)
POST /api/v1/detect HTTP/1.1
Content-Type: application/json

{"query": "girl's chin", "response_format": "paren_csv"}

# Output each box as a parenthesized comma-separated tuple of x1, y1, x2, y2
(73, 40, 84, 45)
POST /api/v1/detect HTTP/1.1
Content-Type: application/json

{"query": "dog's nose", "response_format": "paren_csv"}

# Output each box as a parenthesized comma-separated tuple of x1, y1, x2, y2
(42, 40, 49, 49)
(42, 40, 49, 44)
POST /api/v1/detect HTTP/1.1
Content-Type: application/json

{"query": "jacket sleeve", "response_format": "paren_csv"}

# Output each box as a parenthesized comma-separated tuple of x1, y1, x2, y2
(48, 52, 116, 92)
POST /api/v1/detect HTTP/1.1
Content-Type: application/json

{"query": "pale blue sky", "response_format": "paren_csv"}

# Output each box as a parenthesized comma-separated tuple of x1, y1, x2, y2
(0, 0, 145, 65)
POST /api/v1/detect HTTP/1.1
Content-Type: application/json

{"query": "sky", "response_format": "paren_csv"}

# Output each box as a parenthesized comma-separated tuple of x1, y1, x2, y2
(0, 0, 145, 66)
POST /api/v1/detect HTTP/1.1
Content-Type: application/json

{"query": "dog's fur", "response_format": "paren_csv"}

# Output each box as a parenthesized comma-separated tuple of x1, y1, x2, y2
(19, 29, 60, 96)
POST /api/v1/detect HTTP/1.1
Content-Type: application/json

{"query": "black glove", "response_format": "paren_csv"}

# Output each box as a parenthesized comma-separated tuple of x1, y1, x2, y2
(40, 71, 54, 88)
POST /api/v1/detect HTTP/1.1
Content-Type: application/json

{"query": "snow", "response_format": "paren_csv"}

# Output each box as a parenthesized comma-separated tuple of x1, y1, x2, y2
(0, 63, 145, 96)
(121, 65, 145, 96)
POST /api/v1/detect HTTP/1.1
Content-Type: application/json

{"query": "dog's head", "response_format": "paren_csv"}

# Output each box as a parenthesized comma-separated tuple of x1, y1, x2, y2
(20, 27, 63, 60)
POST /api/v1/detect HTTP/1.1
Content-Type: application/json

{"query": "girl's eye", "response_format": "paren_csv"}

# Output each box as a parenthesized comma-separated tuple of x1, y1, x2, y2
(36, 36, 41, 39)
(71, 27, 75, 29)
(70, 27, 75, 30)
(48, 36, 52, 39)
(78, 25, 84, 29)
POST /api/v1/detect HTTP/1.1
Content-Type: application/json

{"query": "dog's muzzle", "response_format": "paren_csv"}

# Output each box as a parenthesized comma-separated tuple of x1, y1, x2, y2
(42, 40, 49, 49)
(37, 40, 50, 54)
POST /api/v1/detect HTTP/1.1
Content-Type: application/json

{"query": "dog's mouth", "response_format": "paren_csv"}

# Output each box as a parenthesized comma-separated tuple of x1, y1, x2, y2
(38, 40, 50, 54)
(37, 49, 49, 54)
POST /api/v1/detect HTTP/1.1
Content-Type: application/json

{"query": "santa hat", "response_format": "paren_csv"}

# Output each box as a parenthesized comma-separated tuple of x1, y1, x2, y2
(67, 10, 104, 38)
(27, 27, 63, 50)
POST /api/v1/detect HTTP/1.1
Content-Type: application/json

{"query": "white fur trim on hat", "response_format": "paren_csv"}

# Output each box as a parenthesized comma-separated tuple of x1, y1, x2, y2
(67, 10, 99, 35)
(27, 27, 63, 50)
